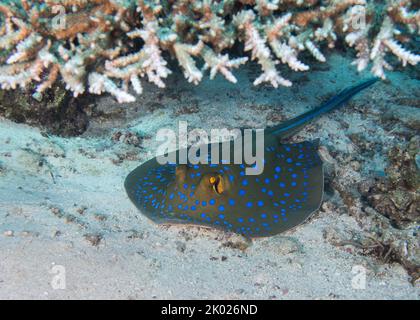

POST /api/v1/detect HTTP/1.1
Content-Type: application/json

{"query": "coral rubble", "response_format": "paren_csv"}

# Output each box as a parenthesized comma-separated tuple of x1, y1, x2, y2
(360, 136, 420, 229)
(0, 0, 419, 102)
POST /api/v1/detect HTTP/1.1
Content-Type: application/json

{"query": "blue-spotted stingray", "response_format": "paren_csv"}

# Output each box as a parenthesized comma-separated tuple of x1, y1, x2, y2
(125, 78, 378, 237)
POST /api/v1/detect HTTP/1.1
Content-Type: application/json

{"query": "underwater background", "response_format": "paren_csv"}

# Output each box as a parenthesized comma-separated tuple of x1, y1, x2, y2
(0, 0, 419, 299)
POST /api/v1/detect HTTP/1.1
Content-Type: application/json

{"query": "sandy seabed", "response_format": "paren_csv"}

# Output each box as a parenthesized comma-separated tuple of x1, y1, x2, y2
(0, 54, 419, 299)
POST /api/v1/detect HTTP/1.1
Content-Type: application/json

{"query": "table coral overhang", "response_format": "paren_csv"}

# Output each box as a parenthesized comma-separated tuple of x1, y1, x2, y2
(0, 0, 419, 103)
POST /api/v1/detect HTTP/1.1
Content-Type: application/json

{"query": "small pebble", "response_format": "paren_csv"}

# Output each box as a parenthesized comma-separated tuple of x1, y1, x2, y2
(175, 241, 186, 253)
(94, 213, 108, 221)
(52, 230, 62, 238)
(4, 230, 14, 237)
(84, 233, 103, 246)
(76, 206, 87, 215)
(350, 160, 361, 171)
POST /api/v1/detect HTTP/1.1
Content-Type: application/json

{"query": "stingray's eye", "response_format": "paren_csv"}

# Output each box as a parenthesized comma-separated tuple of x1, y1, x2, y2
(209, 175, 224, 194)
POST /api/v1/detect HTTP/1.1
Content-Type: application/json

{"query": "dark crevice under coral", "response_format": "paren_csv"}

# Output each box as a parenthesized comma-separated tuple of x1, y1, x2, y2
(0, 85, 95, 136)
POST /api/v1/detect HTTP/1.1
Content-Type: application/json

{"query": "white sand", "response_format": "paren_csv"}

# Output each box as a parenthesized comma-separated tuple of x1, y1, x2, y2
(0, 54, 419, 299)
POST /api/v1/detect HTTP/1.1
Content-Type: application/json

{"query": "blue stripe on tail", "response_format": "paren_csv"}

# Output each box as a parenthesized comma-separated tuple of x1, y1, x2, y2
(269, 78, 379, 138)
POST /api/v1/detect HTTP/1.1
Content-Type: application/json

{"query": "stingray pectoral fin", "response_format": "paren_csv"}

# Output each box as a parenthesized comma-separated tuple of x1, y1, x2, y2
(124, 156, 178, 223)
(278, 159, 323, 234)
(258, 141, 324, 237)
(124, 164, 143, 206)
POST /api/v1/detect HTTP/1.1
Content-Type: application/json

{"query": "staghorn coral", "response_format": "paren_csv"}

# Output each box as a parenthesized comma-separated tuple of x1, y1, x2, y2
(0, 0, 419, 103)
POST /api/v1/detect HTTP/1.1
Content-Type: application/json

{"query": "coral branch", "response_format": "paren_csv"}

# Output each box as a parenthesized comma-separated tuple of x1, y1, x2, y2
(0, 0, 418, 102)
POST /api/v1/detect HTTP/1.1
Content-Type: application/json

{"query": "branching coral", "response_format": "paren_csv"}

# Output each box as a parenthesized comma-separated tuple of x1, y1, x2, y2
(0, 0, 419, 103)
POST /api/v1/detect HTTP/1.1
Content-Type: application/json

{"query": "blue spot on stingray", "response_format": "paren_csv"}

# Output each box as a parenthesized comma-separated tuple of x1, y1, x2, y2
(246, 202, 253, 208)
(183, 183, 188, 189)
(209, 199, 215, 205)
(228, 199, 235, 206)
(286, 158, 293, 163)
(257, 200, 264, 207)
(261, 213, 267, 219)
(264, 178, 270, 184)
(229, 175, 234, 182)
(218, 205, 225, 212)
(238, 217, 244, 223)
(268, 190, 274, 197)
(202, 201, 207, 206)
(219, 214, 225, 220)
(242, 179, 248, 186)
(275, 166, 281, 172)
(291, 182, 297, 186)
(169, 193, 174, 199)
(191, 205, 197, 211)
(284, 193, 290, 197)
(279, 182, 286, 188)
(249, 218, 255, 223)
(239, 189, 246, 196)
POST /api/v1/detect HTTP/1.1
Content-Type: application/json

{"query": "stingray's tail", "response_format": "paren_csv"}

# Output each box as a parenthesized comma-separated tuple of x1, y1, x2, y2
(268, 78, 379, 138)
